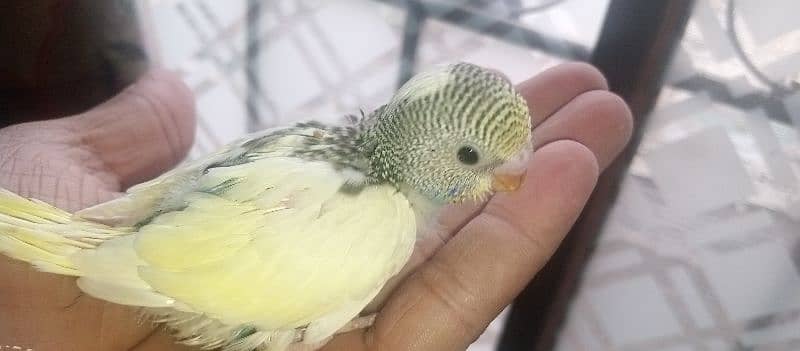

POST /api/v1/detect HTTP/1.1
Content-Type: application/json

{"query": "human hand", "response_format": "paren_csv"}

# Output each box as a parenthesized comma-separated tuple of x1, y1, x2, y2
(0, 70, 197, 351)
(322, 62, 632, 351)
(0, 63, 632, 351)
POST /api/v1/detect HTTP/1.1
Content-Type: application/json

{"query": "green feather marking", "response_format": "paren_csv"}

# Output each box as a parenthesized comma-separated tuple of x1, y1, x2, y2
(220, 62, 531, 204)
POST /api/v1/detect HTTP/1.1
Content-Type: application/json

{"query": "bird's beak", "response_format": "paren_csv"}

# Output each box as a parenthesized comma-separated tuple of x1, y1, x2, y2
(491, 137, 533, 193)
(491, 171, 526, 192)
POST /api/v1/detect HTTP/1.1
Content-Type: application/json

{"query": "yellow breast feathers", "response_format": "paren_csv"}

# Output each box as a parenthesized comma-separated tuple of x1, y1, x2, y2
(78, 156, 416, 338)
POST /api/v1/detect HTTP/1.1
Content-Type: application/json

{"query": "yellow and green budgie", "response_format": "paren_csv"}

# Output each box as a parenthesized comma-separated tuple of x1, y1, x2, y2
(0, 63, 532, 350)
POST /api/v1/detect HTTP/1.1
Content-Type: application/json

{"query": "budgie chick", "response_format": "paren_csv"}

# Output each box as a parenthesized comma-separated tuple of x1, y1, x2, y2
(0, 62, 532, 351)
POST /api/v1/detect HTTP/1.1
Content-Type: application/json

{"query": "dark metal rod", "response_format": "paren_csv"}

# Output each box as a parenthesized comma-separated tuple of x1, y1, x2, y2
(398, 0, 426, 88)
(377, 0, 591, 61)
(674, 76, 793, 125)
(245, 0, 262, 131)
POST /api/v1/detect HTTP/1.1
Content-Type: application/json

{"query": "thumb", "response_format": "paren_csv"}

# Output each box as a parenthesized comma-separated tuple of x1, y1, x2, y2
(67, 69, 196, 188)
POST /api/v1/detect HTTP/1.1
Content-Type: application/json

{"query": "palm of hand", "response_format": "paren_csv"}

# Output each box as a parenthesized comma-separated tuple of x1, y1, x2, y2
(0, 65, 631, 351)
(0, 73, 196, 351)
(0, 130, 159, 350)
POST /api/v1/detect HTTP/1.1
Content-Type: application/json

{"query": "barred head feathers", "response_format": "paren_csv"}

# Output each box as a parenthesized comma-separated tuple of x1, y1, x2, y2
(361, 62, 532, 203)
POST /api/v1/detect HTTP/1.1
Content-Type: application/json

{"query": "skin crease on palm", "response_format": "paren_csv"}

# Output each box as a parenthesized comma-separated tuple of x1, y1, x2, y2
(0, 62, 632, 351)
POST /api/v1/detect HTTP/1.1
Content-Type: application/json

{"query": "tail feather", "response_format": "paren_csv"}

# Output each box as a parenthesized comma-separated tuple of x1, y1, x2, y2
(0, 188, 129, 275)
(0, 189, 72, 223)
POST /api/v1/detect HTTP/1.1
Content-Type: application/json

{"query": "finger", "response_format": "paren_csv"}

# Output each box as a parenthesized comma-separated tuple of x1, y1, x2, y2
(531, 90, 633, 170)
(68, 69, 196, 188)
(518, 62, 608, 127)
(363, 201, 486, 313)
(326, 140, 600, 351)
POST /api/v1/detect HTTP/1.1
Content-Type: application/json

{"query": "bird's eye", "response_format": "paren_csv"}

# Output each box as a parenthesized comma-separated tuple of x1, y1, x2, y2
(457, 146, 479, 165)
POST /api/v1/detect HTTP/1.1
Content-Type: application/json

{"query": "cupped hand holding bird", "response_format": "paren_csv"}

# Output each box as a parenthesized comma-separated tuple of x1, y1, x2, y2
(0, 62, 631, 351)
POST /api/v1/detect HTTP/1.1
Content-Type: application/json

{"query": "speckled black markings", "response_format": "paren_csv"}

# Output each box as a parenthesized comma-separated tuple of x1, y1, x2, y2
(194, 62, 529, 207)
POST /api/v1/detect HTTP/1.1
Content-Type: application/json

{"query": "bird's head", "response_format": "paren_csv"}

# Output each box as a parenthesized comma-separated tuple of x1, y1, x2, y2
(363, 62, 532, 203)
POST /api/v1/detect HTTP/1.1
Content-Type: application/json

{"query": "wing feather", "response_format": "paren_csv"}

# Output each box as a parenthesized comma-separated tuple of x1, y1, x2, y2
(74, 126, 308, 226)
(134, 157, 416, 334)
(73, 125, 417, 344)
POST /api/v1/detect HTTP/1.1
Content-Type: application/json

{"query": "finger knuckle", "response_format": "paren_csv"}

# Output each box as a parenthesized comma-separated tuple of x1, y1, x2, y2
(480, 208, 548, 260)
